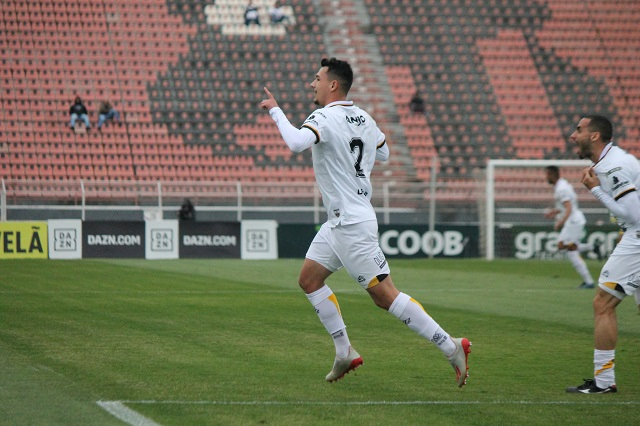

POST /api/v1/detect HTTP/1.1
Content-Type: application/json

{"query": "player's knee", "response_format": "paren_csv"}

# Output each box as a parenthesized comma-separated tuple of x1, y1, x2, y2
(298, 275, 323, 294)
(367, 277, 399, 311)
(592, 292, 615, 316)
(371, 293, 392, 310)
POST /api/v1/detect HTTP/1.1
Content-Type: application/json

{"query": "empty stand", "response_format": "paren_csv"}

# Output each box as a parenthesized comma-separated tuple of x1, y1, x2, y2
(366, 0, 637, 183)
(0, 0, 638, 204)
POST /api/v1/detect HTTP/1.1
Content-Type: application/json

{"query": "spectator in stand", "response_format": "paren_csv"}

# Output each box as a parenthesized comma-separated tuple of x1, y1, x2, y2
(409, 91, 425, 113)
(97, 100, 120, 130)
(269, 1, 290, 25)
(178, 198, 196, 221)
(244, 2, 260, 26)
(69, 95, 90, 130)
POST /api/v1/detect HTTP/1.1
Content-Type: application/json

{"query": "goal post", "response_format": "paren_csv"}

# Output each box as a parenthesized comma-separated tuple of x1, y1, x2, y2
(484, 158, 607, 260)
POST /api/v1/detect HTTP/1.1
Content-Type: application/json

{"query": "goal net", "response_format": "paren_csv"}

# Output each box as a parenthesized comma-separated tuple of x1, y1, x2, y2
(484, 159, 617, 260)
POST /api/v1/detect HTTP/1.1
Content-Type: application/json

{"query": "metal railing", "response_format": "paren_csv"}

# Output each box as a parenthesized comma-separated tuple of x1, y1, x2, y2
(2, 178, 469, 224)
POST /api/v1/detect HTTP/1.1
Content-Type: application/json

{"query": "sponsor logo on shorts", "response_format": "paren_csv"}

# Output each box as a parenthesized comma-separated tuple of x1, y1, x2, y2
(358, 275, 365, 283)
(602, 270, 610, 278)
(374, 251, 387, 269)
(627, 274, 639, 289)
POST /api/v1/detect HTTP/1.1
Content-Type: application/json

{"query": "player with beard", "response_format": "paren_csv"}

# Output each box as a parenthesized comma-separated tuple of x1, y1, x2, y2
(567, 115, 640, 394)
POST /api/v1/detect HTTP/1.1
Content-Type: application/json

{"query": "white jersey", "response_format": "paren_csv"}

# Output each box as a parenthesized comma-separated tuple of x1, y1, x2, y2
(301, 100, 386, 227)
(592, 145, 640, 247)
(554, 178, 586, 226)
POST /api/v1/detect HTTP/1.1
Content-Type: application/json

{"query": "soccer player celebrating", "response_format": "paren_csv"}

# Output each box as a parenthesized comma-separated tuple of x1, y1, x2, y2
(260, 57, 471, 386)
(567, 115, 640, 394)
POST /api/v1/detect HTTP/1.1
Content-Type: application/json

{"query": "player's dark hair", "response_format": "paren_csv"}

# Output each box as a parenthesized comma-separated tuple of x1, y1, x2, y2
(321, 57, 353, 95)
(545, 165, 559, 177)
(583, 114, 613, 142)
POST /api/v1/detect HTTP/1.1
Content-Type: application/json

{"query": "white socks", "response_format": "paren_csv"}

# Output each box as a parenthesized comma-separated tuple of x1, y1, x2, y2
(307, 287, 458, 359)
(567, 250, 594, 284)
(594, 349, 615, 388)
(389, 292, 456, 357)
(306, 285, 351, 358)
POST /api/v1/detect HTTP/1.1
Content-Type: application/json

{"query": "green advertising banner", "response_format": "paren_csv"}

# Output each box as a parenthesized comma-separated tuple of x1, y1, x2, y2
(496, 225, 620, 259)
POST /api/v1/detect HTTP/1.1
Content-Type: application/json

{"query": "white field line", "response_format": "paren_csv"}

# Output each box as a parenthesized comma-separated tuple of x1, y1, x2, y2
(103, 399, 640, 407)
(0, 289, 300, 294)
(96, 401, 161, 426)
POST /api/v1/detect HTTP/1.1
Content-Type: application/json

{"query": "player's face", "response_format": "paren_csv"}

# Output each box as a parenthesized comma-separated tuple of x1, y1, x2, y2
(310, 66, 330, 106)
(570, 118, 594, 160)
(545, 169, 554, 184)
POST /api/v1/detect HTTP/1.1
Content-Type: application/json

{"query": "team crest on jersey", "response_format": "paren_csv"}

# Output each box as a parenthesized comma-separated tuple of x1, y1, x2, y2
(305, 114, 321, 126)
(333, 209, 340, 217)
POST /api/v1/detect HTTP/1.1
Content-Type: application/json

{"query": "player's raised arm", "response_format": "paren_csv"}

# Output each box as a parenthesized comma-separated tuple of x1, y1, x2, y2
(259, 87, 279, 111)
(260, 87, 315, 152)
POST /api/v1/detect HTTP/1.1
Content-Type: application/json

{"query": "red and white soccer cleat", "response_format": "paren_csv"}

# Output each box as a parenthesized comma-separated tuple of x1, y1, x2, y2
(325, 347, 363, 382)
(447, 337, 472, 387)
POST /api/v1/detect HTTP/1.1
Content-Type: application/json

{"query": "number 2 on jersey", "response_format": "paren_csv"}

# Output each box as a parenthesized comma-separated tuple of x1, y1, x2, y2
(349, 138, 366, 178)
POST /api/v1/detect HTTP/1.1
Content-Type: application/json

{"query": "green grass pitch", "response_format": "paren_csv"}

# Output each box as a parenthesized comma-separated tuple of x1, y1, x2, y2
(1, 258, 638, 425)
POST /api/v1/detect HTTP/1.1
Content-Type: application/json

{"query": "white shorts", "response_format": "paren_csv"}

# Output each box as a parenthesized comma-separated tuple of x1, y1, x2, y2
(305, 221, 391, 289)
(598, 251, 640, 299)
(558, 222, 585, 246)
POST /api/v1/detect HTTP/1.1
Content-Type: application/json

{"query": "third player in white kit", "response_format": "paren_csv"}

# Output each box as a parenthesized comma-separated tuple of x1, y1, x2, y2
(544, 166, 596, 288)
